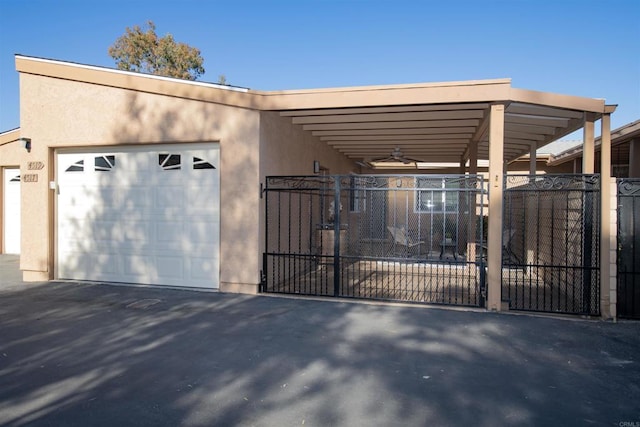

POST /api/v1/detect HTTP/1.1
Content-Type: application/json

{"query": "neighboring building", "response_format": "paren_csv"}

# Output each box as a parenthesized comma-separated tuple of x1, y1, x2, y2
(0, 55, 619, 318)
(546, 119, 640, 177)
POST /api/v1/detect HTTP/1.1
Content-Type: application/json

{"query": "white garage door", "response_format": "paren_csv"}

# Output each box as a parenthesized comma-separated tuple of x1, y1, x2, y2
(57, 144, 220, 288)
(3, 168, 21, 254)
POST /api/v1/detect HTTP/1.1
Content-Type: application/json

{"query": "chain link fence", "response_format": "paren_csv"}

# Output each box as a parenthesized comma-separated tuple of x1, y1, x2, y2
(617, 178, 640, 319)
(502, 174, 600, 315)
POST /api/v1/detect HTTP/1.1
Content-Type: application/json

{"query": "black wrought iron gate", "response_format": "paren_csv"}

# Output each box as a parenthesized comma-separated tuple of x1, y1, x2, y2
(502, 175, 600, 315)
(617, 178, 640, 319)
(262, 175, 487, 307)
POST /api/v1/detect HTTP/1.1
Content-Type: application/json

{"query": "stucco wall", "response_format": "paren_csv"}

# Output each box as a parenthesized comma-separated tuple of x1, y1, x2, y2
(259, 111, 356, 177)
(19, 73, 261, 290)
(258, 111, 357, 257)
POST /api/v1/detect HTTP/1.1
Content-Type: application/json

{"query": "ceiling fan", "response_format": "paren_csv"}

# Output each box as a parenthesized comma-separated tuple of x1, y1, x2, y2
(363, 147, 424, 166)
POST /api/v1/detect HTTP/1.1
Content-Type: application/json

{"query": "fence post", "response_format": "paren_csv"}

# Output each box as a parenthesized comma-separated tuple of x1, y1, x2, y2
(487, 103, 505, 311)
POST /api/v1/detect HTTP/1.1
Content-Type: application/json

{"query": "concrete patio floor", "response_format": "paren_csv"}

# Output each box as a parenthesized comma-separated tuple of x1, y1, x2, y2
(0, 255, 639, 426)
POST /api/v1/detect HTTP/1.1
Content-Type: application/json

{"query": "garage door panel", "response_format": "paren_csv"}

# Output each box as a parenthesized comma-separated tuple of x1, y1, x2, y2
(187, 187, 218, 209)
(118, 221, 152, 243)
(156, 256, 184, 279)
(189, 257, 217, 280)
(91, 253, 122, 276)
(57, 144, 219, 288)
(154, 186, 185, 208)
(188, 222, 218, 244)
(59, 251, 121, 279)
(156, 221, 183, 243)
(123, 187, 154, 210)
(119, 152, 150, 172)
(124, 255, 152, 276)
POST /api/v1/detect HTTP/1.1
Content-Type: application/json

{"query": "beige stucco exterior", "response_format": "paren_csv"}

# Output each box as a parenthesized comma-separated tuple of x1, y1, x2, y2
(17, 72, 263, 290)
(4, 55, 618, 317)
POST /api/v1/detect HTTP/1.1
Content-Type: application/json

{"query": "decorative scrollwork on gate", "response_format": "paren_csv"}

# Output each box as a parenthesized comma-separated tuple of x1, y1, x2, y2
(618, 178, 640, 195)
(505, 174, 600, 190)
(266, 176, 336, 190)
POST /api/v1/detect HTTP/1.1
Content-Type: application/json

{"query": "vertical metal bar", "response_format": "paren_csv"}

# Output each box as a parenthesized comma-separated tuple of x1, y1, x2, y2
(333, 176, 341, 297)
(479, 177, 486, 308)
(308, 192, 313, 257)
(632, 190, 639, 316)
(264, 182, 269, 292)
(564, 189, 570, 312)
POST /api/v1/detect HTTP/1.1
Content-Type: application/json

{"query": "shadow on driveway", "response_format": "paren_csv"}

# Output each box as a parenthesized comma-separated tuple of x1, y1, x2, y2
(0, 255, 639, 426)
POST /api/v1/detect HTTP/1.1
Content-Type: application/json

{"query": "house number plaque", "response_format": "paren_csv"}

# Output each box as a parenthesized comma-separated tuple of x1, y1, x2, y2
(23, 174, 38, 182)
(28, 161, 45, 170)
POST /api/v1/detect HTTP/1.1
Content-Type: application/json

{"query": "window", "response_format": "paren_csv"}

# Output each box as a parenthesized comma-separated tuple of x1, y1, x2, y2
(95, 155, 115, 172)
(158, 154, 181, 170)
(415, 177, 458, 213)
(65, 160, 84, 172)
(612, 164, 629, 178)
(193, 156, 215, 170)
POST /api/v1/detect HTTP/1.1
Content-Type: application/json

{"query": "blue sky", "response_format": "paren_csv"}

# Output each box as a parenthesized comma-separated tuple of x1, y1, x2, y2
(1, 0, 638, 134)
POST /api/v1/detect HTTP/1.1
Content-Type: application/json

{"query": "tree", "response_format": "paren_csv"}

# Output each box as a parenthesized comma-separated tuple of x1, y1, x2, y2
(108, 21, 205, 81)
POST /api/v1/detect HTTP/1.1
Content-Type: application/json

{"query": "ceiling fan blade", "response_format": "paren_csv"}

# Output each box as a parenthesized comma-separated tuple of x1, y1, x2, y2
(403, 156, 424, 163)
(355, 158, 373, 168)
(371, 155, 394, 163)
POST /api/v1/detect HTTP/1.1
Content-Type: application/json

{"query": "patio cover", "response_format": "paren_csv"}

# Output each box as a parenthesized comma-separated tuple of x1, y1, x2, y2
(15, 56, 612, 167)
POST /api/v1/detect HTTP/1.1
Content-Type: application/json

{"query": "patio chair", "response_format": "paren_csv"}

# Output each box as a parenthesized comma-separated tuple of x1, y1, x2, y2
(502, 229, 521, 264)
(387, 225, 424, 257)
(472, 229, 519, 264)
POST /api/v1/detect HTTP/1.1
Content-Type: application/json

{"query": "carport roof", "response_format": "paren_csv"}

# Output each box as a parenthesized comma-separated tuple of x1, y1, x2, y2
(16, 54, 614, 164)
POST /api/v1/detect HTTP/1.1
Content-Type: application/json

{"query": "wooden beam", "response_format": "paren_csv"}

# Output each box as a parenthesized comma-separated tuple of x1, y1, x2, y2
(302, 119, 480, 131)
(292, 110, 484, 125)
(339, 151, 467, 156)
(279, 102, 490, 116)
(510, 88, 605, 114)
(504, 122, 557, 135)
(320, 134, 472, 142)
(505, 113, 569, 128)
(329, 141, 469, 148)
(338, 148, 467, 153)
(504, 130, 546, 141)
(504, 138, 543, 146)
(311, 127, 477, 136)
(507, 103, 584, 119)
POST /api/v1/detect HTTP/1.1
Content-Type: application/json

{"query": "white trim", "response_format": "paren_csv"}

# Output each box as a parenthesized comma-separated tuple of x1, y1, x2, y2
(0, 128, 20, 137)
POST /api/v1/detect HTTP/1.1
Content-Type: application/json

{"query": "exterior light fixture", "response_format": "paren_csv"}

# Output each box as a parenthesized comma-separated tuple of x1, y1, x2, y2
(19, 137, 32, 152)
(313, 160, 320, 174)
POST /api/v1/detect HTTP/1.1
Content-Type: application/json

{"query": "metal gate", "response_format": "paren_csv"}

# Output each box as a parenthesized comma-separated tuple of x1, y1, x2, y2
(263, 175, 487, 307)
(502, 175, 600, 315)
(617, 178, 640, 319)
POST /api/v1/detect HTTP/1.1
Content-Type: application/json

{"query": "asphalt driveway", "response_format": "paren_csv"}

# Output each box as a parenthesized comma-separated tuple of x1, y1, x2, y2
(0, 255, 639, 426)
